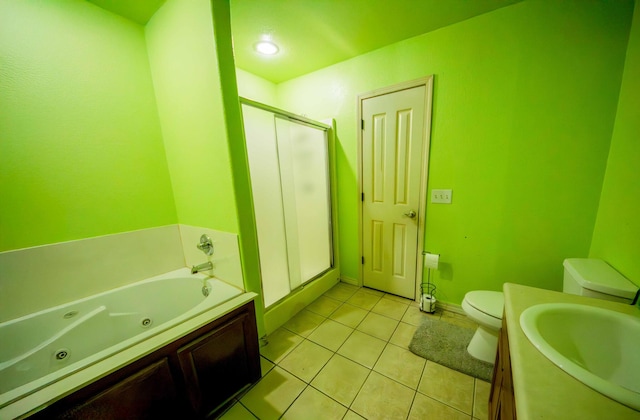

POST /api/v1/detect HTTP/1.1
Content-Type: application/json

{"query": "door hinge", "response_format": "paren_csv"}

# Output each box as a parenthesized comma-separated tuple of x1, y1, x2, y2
(361, 256, 365, 264)
(361, 192, 364, 201)
(361, 119, 364, 130)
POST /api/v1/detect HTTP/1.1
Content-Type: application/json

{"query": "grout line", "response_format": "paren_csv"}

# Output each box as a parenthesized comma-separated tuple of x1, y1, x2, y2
(238, 284, 482, 420)
(406, 389, 419, 420)
(237, 399, 259, 419)
(278, 383, 309, 419)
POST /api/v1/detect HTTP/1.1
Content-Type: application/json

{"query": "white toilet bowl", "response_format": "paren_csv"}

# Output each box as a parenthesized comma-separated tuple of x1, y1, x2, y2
(461, 291, 504, 364)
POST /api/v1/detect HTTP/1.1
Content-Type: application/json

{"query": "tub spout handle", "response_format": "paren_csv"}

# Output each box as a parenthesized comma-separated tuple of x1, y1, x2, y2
(191, 261, 213, 274)
(197, 234, 214, 256)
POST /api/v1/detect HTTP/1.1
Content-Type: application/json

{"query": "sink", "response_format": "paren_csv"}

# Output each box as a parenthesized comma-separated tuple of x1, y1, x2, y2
(520, 303, 640, 410)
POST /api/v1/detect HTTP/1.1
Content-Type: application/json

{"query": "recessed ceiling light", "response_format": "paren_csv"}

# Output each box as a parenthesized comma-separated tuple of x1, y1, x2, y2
(254, 40, 279, 55)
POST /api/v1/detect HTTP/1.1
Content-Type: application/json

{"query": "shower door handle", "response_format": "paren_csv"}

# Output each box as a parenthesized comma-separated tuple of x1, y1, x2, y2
(404, 210, 417, 219)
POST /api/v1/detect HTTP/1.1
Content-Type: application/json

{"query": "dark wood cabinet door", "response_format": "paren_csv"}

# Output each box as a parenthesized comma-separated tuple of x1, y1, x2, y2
(54, 358, 184, 420)
(177, 311, 260, 417)
(489, 315, 517, 420)
(489, 324, 504, 420)
(28, 301, 260, 420)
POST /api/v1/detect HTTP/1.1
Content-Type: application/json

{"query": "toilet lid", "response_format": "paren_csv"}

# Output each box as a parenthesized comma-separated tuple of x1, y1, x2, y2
(465, 291, 504, 319)
(564, 258, 638, 299)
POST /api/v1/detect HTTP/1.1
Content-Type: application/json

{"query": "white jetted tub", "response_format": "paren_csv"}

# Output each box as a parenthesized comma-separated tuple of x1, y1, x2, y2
(0, 268, 254, 417)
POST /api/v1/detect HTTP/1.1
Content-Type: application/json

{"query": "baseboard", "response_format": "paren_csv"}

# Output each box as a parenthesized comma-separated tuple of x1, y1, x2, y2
(436, 301, 465, 316)
(339, 276, 360, 286)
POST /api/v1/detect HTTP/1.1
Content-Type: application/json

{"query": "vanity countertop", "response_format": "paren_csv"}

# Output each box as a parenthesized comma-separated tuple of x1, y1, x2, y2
(503, 283, 640, 420)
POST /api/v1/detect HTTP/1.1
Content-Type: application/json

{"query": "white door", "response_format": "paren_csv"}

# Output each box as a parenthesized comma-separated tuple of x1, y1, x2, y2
(361, 85, 427, 299)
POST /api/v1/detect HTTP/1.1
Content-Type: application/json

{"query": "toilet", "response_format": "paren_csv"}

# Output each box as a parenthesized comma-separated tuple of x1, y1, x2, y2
(461, 291, 504, 363)
(461, 258, 639, 364)
(562, 258, 638, 304)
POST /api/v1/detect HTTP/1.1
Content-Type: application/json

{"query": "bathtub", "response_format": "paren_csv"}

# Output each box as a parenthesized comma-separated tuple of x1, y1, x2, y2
(0, 268, 252, 416)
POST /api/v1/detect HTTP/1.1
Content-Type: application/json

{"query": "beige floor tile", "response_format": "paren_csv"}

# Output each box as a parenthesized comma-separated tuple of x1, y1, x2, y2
(279, 340, 333, 382)
(282, 387, 347, 420)
(261, 328, 303, 363)
(474, 379, 491, 420)
(346, 289, 382, 310)
(383, 293, 413, 304)
(361, 287, 385, 297)
(219, 402, 258, 419)
(402, 305, 432, 326)
(408, 392, 470, 420)
(351, 371, 415, 420)
(240, 367, 306, 420)
(324, 283, 359, 301)
(371, 298, 409, 320)
(306, 296, 342, 317)
(356, 312, 399, 341)
(417, 303, 443, 317)
(373, 343, 426, 389)
(343, 411, 366, 420)
(311, 354, 370, 406)
(389, 322, 417, 349)
(329, 303, 368, 328)
(283, 309, 326, 337)
(418, 361, 474, 414)
(307, 319, 353, 351)
(260, 356, 275, 376)
(337, 330, 386, 368)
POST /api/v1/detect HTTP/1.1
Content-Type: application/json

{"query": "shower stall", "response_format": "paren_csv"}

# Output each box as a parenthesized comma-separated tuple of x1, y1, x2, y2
(240, 99, 336, 309)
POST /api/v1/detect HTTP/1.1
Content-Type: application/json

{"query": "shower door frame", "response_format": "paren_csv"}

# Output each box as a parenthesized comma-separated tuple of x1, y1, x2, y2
(239, 97, 340, 310)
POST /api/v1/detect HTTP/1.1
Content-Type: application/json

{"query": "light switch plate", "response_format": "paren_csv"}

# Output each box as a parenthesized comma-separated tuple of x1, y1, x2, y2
(431, 189, 452, 204)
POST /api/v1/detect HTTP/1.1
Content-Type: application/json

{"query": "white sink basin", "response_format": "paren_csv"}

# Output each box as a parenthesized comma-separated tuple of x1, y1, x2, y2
(520, 303, 640, 410)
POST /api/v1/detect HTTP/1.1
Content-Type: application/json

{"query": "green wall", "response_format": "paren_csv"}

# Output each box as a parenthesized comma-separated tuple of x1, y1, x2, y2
(210, 0, 265, 335)
(146, 0, 239, 232)
(236, 68, 278, 105)
(0, 0, 263, 330)
(590, 2, 640, 286)
(0, 0, 177, 251)
(275, 0, 633, 304)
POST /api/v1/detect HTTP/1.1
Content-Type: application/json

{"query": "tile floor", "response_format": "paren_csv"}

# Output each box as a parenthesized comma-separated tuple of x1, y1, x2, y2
(219, 282, 490, 420)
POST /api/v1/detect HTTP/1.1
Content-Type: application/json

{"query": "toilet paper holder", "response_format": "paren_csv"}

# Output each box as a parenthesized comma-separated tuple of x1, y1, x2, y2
(422, 251, 440, 270)
(420, 283, 437, 311)
(420, 251, 439, 313)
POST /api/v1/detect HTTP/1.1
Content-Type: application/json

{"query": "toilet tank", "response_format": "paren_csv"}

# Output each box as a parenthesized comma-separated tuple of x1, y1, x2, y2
(563, 258, 638, 304)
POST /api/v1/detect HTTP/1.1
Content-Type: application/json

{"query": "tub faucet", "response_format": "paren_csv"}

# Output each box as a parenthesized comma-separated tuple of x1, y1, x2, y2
(197, 234, 214, 256)
(191, 261, 213, 274)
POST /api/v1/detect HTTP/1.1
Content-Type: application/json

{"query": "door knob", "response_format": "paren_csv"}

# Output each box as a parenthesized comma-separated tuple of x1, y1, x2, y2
(404, 210, 417, 218)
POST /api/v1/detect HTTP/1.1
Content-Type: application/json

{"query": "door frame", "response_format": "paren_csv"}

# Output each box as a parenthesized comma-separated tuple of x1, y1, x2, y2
(356, 76, 434, 301)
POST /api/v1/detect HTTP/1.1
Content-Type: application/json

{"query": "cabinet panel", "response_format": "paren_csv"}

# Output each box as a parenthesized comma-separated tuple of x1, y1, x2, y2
(53, 358, 183, 420)
(178, 312, 260, 417)
(489, 325, 503, 420)
(29, 301, 260, 420)
(489, 315, 517, 420)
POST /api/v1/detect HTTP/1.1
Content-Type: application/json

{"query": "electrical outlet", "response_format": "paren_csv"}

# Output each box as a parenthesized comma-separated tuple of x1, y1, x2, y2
(431, 189, 452, 204)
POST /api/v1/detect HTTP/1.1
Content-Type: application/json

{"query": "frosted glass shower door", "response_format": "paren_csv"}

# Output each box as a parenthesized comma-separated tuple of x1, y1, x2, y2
(242, 99, 333, 309)
(242, 104, 291, 308)
(275, 117, 332, 290)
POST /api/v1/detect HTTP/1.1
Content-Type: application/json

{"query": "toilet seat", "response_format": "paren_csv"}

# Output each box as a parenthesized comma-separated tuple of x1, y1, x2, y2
(462, 291, 504, 330)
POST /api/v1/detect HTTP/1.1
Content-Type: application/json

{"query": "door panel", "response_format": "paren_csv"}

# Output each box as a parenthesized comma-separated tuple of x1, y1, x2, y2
(242, 102, 333, 308)
(275, 118, 332, 288)
(362, 86, 426, 298)
(242, 104, 290, 308)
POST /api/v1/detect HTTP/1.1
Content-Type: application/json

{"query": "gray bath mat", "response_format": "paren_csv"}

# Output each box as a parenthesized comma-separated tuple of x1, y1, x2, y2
(409, 317, 494, 382)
